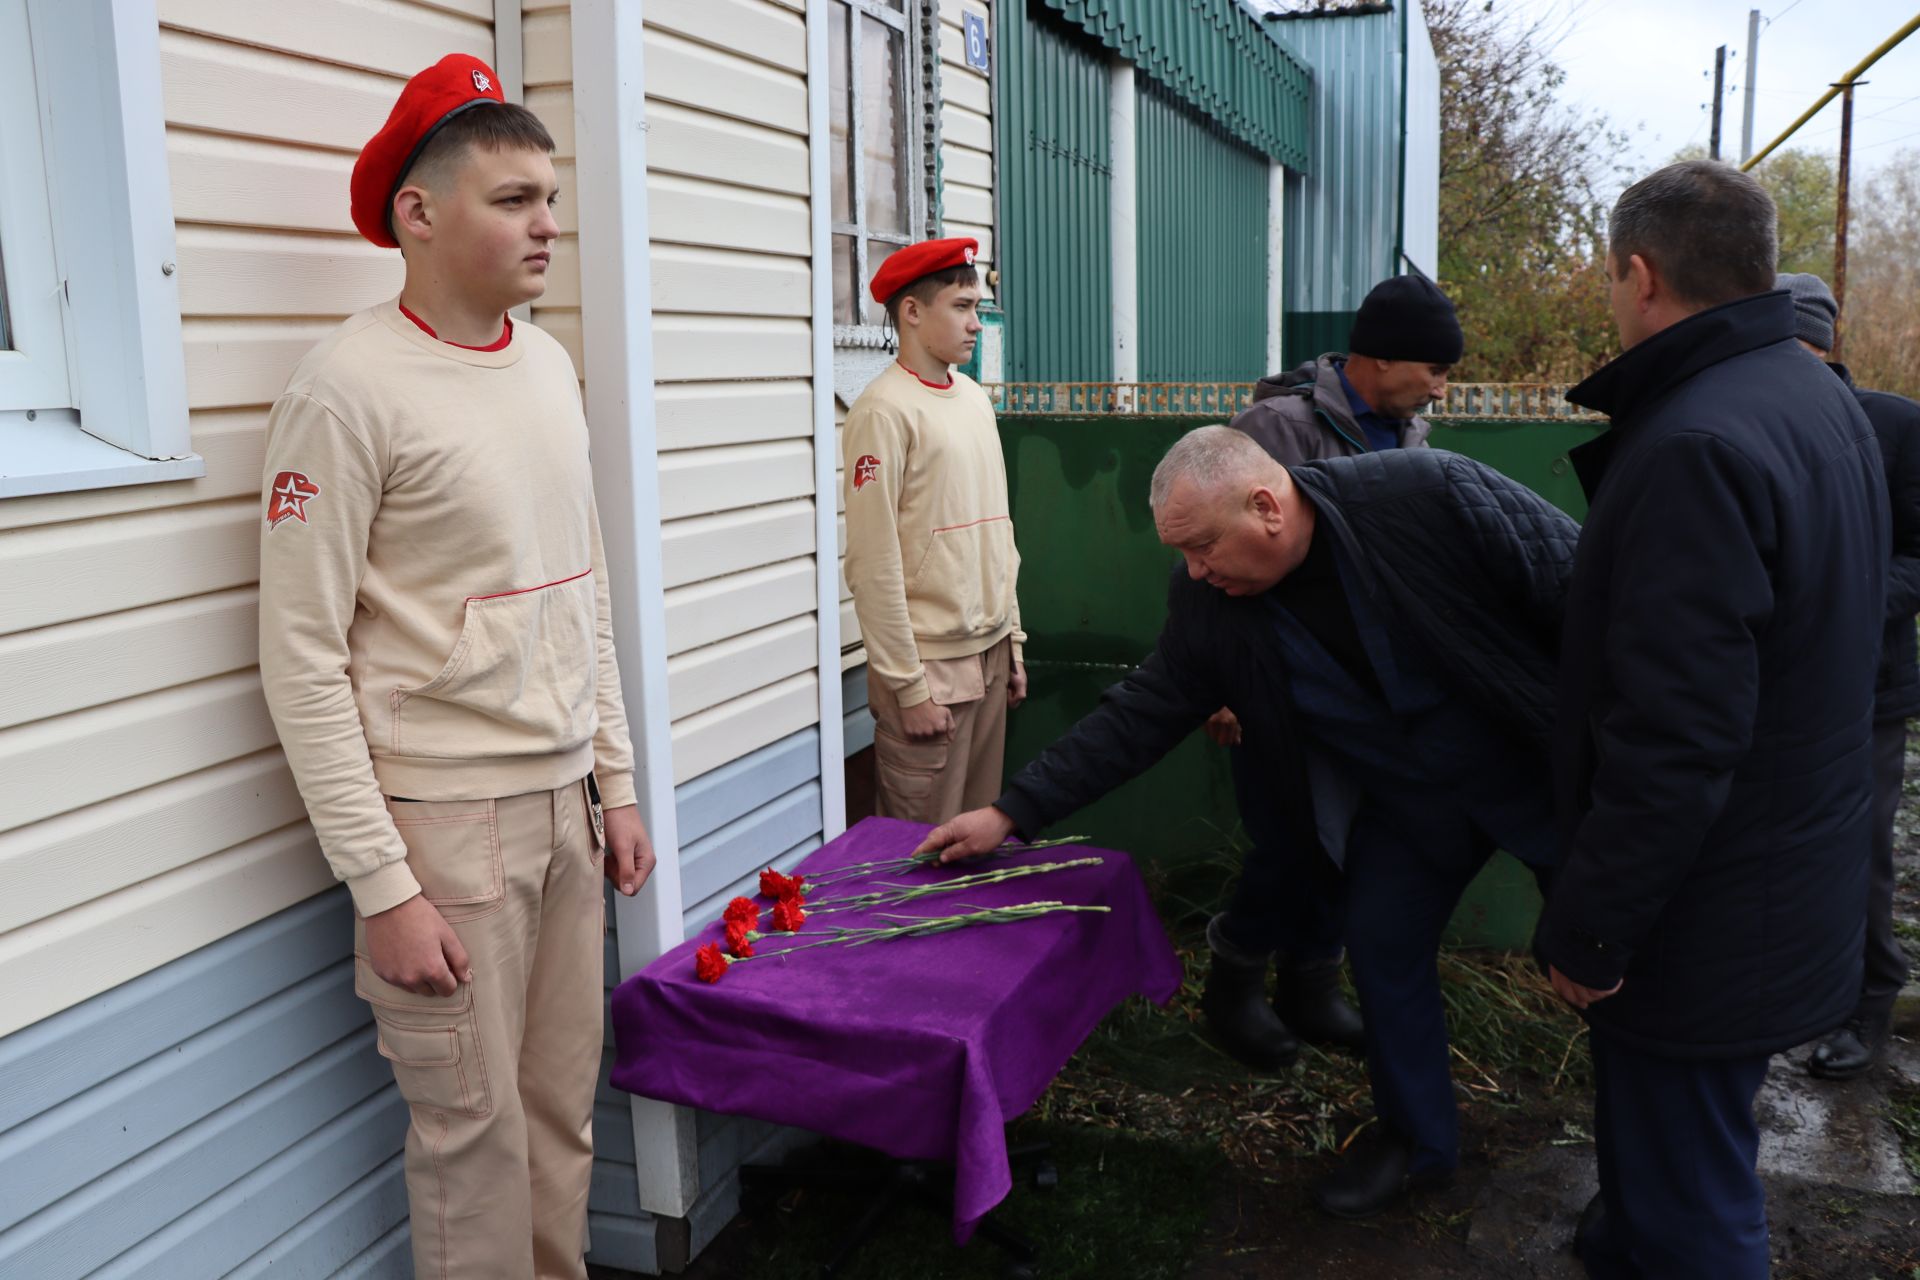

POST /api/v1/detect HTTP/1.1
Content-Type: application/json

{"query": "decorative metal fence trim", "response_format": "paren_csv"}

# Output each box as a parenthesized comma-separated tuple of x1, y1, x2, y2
(983, 382, 1606, 421)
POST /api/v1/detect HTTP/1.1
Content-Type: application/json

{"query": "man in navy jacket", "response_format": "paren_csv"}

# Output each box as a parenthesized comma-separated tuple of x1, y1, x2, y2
(1543, 161, 1887, 1278)
(1778, 270, 1920, 1081)
(919, 435, 1579, 1219)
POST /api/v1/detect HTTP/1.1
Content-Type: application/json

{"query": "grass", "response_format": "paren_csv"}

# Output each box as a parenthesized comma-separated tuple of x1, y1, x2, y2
(730, 1121, 1222, 1280)
(1890, 1082, 1920, 1183)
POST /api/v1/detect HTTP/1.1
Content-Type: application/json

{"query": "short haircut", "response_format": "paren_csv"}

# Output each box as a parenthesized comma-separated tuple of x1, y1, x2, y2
(1608, 160, 1777, 309)
(882, 264, 981, 328)
(1149, 425, 1281, 511)
(401, 102, 555, 201)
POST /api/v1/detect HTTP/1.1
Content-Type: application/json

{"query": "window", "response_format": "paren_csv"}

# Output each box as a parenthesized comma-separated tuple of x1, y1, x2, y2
(0, 0, 199, 498)
(828, 0, 934, 341)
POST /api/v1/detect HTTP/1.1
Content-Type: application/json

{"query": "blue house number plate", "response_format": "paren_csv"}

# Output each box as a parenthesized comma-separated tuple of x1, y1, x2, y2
(963, 11, 989, 72)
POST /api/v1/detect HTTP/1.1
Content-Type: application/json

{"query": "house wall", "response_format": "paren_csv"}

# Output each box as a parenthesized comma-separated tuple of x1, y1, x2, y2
(0, 1, 496, 1272)
(520, 0, 838, 1265)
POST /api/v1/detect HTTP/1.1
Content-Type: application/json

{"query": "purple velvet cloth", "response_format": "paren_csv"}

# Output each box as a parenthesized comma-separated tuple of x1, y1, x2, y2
(608, 816, 1182, 1241)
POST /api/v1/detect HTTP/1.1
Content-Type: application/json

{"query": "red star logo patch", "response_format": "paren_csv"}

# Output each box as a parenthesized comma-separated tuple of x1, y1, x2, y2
(267, 470, 321, 529)
(852, 454, 881, 491)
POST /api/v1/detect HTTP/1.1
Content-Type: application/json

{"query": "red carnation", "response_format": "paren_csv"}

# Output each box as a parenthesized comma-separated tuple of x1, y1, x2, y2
(770, 897, 807, 933)
(694, 942, 730, 983)
(723, 896, 760, 929)
(759, 868, 805, 899)
(725, 920, 757, 958)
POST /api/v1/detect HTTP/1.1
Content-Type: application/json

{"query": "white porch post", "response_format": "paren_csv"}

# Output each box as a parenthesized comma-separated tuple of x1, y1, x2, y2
(1108, 56, 1138, 385)
(808, 0, 847, 840)
(570, 0, 700, 1217)
(1266, 159, 1286, 374)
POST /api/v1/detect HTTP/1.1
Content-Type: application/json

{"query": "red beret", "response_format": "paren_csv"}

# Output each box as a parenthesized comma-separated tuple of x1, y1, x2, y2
(350, 54, 507, 248)
(869, 237, 980, 304)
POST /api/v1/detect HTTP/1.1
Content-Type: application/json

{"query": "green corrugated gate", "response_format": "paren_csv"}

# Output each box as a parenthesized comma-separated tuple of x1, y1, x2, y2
(1136, 81, 1270, 382)
(998, 4, 1113, 383)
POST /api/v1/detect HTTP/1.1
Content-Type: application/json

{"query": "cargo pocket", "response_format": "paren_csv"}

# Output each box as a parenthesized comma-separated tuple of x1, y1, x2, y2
(387, 798, 504, 923)
(355, 958, 492, 1119)
(873, 723, 951, 801)
(393, 569, 598, 757)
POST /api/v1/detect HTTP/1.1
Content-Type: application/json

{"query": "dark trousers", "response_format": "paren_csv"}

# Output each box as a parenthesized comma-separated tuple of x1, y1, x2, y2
(1219, 744, 1345, 963)
(1581, 1031, 1771, 1280)
(1341, 806, 1512, 1175)
(1862, 719, 1911, 1017)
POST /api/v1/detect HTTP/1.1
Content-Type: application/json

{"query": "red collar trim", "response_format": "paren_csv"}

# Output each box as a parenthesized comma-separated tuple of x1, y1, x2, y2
(896, 360, 954, 390)
(399, 301, 513, 352)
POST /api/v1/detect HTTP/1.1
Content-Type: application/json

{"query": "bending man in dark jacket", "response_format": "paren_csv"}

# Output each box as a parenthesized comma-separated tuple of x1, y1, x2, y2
(1194, 275, 1461, 1072)
(918, 429, 1578, 1219)
(1541, 163, 1887, 1279)
(1778, 272, 1920, 1082)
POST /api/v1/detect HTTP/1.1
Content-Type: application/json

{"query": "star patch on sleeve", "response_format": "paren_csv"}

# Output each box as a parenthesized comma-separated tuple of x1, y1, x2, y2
(267, 470, 321, 528)
(852, 454, 881, 491)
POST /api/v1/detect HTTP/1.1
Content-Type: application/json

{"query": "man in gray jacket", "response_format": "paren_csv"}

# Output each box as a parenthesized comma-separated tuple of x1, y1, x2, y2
(1199, 275, 1464, 1072)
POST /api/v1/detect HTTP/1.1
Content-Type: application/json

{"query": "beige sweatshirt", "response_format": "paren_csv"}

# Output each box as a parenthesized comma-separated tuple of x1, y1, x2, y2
(842, 364, 1024, 708)
(258, 299, 636, 918)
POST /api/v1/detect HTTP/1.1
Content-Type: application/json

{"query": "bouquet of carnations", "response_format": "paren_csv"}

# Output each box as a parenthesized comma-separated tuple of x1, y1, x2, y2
(693, 838, 1102, 982)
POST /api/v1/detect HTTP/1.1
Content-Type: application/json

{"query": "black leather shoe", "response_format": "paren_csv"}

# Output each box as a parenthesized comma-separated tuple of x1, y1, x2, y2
(1808, 1014, 1889, 1080)
(1201, 948, 1300, 1071)
(1313, 1130, 1450, 1220)
(1276, 958, 1366, 1053)
(1570, 1190, 1606, 1258)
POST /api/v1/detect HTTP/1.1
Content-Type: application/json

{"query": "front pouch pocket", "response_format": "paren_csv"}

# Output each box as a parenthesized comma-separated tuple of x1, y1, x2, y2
(905, 518, 1015, 638)
(393, 569, 598, 758)
(387, 798, 504, 922)
(355, 954, 493, 1119)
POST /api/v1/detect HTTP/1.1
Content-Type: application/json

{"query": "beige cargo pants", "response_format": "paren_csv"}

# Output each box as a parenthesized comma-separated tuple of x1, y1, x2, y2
(867, 637, 1012, 823)
(353, 779, 605, 1280)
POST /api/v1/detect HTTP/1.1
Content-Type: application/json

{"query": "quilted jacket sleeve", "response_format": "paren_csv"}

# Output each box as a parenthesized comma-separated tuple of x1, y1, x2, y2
(995, 570, 1225, 837)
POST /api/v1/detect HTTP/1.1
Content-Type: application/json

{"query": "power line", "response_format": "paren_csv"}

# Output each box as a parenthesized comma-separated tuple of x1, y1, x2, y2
(1763, 0, 1809, 29)
(1857, 123, 1920, 152)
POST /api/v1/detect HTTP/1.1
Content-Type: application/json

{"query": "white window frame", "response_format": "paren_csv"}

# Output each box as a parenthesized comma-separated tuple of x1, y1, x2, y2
(0, 0, 201, 499)
(830, 0, 937, 347)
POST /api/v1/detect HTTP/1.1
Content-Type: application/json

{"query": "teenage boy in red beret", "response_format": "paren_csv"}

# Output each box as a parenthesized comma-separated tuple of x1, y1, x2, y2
(257, 54, 652, 1279)
(843, 238, 1027, 821)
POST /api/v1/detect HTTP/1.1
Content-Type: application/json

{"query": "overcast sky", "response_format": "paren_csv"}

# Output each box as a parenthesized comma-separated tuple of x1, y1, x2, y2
(1508, 0, 1920, 196)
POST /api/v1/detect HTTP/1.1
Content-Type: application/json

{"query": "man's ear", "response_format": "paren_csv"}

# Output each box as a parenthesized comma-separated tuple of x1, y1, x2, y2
(1249, 485, 1284, 526)
(1628, 252, 1658, 312)
(392, 185, 433, 244)
(897, 292, 920, 329)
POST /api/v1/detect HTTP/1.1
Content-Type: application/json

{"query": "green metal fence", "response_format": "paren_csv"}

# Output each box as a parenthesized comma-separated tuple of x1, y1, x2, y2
(1136, 81, 1271, 382)
(996, 397, 1603, 947)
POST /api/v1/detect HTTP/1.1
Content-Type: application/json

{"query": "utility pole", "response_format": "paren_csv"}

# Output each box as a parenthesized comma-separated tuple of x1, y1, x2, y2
(1709, 45, 1728, 159)
(1740, 9, 1761, 163)
(1833, 79, 1861, 360)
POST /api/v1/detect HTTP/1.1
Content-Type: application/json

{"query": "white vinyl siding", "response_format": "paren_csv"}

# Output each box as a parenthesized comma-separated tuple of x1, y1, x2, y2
(0, 0, 489, 1036)
(526, 0, 824, 791)
(937, 0, 994, 276)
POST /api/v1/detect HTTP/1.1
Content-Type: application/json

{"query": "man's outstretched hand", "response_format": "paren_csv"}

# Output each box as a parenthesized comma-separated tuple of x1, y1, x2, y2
(913, 806, 1018, 864)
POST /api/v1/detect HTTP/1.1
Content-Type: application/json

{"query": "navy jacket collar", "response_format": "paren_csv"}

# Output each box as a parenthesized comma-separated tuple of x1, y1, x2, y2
(1567, 290, 1797, 423)
(1566, 291, 1796, 499)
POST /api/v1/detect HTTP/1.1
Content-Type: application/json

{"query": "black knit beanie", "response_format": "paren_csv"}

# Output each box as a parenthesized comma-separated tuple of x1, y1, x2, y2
(1347, 275, 1464, 364)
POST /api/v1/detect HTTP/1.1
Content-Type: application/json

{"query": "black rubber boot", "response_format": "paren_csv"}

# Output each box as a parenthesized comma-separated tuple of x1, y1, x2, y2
(1201, 917, 1300, 1071)
(1275, 957, 1367, 1053)
(1808, 1012, 1890, 1080)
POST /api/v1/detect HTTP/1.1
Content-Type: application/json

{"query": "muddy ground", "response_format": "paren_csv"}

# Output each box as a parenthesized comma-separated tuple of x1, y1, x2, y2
(639, 743, 1920, 1279)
